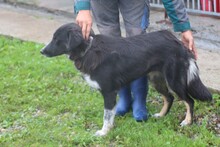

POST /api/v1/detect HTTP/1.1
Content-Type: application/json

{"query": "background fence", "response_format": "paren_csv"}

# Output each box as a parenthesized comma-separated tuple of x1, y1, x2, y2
(150, 0, 220, 17)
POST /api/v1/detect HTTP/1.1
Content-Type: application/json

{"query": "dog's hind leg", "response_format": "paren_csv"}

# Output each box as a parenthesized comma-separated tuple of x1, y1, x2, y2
(165, 81, 194, 126)
(153, 94, 174, 118)
(95, 91, 117, 136)
(180, 97, 194, 126)
(165, 86, 194, 126)
(148, 72, 174, 118)
(162, 60, 195, 126)
(165, 77, 194, 126)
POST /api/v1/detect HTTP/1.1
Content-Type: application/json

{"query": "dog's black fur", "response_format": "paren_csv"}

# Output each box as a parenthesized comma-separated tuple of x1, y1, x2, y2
(41, 23, 212, 136)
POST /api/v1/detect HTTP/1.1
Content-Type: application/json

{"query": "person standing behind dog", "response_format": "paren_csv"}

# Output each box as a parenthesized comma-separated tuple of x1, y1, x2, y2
(74, 0, 198, 122)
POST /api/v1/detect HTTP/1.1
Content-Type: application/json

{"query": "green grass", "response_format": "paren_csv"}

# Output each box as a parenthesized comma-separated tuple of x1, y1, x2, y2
(0, 35, 219, 146)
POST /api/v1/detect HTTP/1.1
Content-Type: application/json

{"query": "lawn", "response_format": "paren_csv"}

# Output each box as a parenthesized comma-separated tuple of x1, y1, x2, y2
(0, 36, 219, 146)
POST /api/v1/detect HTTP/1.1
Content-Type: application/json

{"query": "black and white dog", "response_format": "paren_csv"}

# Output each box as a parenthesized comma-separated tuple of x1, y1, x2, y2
(41, 23, 212, 136)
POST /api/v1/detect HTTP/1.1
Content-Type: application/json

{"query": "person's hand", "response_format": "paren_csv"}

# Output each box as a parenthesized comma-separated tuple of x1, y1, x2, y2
(76, 10, 93, 40)
(181, 30, 198, 60)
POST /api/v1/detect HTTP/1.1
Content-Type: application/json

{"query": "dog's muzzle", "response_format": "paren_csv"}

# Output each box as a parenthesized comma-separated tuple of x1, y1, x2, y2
(40, 47, 47, 55)
(40, 47, 52, 57)
(40, 49, 45, 55)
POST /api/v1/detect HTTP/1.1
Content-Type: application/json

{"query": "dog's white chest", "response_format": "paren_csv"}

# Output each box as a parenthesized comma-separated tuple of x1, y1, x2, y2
(83, 74, 101, 90)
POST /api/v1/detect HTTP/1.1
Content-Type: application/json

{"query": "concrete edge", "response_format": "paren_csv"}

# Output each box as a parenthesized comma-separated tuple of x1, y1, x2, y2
(0, 34, 44, 45)
(0, 0, 75, 19)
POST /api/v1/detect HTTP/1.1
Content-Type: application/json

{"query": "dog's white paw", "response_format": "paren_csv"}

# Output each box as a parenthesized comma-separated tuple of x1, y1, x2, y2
(94, 130, 107, 137)
(180, 120, 190, 127)
(153, 113, 162, 118)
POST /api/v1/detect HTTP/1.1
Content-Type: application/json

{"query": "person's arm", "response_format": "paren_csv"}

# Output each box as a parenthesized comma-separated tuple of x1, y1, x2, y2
(74, 0, 92, 40)
(162, 0, 197, 59)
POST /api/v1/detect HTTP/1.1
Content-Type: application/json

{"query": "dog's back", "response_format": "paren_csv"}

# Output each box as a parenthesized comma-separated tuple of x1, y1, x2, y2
(90, 30, 191, 75)
(93, 30, 191, 62)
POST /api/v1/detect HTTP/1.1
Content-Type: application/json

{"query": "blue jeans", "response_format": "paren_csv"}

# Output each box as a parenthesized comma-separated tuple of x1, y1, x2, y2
(91, 0, 150, 121)
(118, 77, 148, 121)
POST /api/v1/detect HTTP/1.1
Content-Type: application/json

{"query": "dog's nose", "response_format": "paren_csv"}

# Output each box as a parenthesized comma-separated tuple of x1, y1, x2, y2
(40, 48, 52, 57)
(40, 49, 45, 55)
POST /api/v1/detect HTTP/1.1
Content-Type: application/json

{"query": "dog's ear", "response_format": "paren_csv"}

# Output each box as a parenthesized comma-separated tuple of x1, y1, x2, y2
(67, 29, 84, 51)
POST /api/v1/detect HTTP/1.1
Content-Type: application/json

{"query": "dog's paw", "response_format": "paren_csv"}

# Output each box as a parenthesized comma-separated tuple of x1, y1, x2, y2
(180, 120, 191, 127)
(94, 130, 107, 137)
(153, 113, 162, 118)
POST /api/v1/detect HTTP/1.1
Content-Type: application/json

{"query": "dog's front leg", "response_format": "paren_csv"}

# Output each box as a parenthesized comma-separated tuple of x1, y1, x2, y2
(95, 91, 117, 136)
(95, 107, 116, 136)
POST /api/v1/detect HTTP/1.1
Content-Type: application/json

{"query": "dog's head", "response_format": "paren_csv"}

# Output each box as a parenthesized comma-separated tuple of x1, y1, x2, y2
(41, 23, 94, 57)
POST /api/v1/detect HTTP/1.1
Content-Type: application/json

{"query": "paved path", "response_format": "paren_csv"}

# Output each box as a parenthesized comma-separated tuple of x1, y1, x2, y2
(0, 2, 220, 92)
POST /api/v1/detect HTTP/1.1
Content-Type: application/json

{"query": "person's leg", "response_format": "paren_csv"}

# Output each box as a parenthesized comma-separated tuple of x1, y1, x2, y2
(119, 0, 150, 121)
(90, 0, 121, 37)
(116, 86, 133, 116)
(91, 0, 133, 116)
(131, 77, 148, 121)
(119, 0, 149, 37)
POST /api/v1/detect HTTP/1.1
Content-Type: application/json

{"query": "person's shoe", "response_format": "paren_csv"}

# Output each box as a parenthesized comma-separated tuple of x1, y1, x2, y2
(116, 86, 132, 116)
(132, 106, 148, 122)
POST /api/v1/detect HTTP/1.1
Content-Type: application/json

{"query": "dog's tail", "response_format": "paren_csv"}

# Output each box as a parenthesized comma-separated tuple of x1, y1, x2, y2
(187, 59, 212, 101)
